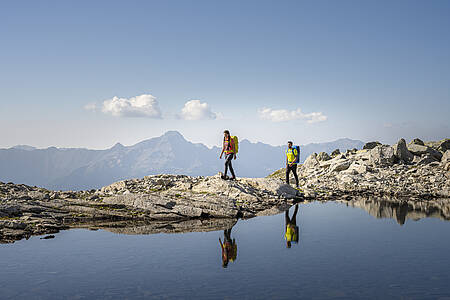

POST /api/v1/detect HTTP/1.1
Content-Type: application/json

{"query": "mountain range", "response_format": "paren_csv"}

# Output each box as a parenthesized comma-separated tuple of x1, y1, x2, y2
(0, 131, 364, 190)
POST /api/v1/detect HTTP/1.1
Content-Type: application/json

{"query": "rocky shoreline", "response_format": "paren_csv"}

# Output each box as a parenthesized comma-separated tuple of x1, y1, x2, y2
(1, 138, 449, 244)
(0, 175, 298, 243)
(270, 138, 449, 200)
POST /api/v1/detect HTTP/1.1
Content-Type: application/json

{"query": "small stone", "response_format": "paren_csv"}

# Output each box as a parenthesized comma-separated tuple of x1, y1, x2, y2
(330, 160, 351, 172)
(393, 138, 414, 163)
(416, 154, 438, 165)
(331, 149, 341, 156)
(317, 152, 331, 161)
(363, 141, 381, 150)
(40, 235, 55, 240)
(409, 138, 425, 146)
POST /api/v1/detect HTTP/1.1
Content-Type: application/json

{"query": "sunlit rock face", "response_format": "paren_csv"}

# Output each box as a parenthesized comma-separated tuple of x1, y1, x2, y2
(269, 138, 450, 200)
(0, 175, 301, 243)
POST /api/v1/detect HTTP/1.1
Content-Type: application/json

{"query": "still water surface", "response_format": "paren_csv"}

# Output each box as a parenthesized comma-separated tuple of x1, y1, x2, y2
(1, 201, 449, 299)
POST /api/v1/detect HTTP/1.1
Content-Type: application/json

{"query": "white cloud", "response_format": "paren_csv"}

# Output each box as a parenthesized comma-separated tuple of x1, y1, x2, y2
(100, 94, 162, 118)
(258, 107, 327, 123)
(83, 102, 97, 111)
(178, 100, 217, 120)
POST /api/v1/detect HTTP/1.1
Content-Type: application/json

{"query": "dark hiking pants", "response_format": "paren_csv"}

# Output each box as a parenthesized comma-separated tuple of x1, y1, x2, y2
(285, 204, 299, 227)
(224, 153, 236, 178)
(286, 164, 299, 187)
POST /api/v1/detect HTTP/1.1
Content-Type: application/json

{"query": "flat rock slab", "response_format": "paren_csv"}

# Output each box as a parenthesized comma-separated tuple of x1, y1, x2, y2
(0, 175, 302, 243)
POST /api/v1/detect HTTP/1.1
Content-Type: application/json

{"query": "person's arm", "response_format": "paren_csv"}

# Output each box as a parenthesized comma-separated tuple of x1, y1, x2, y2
(219, 143, 225, 159)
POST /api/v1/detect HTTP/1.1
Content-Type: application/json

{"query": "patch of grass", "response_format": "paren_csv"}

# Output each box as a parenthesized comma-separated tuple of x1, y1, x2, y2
(0, 216, 20, 220)
(267, 168, 285, 179)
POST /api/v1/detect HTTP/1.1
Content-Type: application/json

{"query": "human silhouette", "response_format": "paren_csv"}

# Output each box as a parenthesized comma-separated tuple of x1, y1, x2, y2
(219, 227, 237, 268)
(285, 204, 299, 248)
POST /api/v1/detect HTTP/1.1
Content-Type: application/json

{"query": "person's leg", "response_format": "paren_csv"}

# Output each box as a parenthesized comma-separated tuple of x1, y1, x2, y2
(291, 204, 299, 226)
(285, 210, 291, 226)
(225, 154, 235, 178)
(228, 158, 236, 178)
(292, 165, 299, 187)
(224, 229, 231, 241)
(224, 155, 230, 177)
(285, 165, 291, 184)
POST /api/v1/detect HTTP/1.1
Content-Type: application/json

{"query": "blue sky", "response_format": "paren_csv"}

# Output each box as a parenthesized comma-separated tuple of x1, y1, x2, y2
(1, 0, 449, 148)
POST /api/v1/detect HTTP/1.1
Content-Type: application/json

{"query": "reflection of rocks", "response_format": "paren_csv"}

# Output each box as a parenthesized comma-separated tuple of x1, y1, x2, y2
(73, 218, 238, 235)
(0, 175, 300, 243)
(339, 197, 450, 225)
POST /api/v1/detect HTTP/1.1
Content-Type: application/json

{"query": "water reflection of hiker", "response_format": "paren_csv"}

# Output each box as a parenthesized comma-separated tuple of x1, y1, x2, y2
(219, 130, 236, 180)
(285, 204, 299, 248)
(219, 227, 237, 268)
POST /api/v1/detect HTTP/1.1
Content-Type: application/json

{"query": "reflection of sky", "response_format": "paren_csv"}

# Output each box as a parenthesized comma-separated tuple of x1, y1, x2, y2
(1, 202, 449, 299)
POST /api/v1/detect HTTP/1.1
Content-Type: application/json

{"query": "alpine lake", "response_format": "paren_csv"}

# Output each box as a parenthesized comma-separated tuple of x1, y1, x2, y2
(1, 200, 449, 300)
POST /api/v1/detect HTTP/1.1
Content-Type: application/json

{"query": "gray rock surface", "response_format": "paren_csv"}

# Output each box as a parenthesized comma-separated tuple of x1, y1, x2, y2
(269, 137, 450, 200)
(363, 141, 381, 150)
(410, 138, 425, 146)
(331, 149, 341, 156)
(393, 138, 413, 163)
(2, 137, 448, 244)
(0, 175, 301, 243)
(437, 139, 450, 152)
(369, 145, 396, 166)
(317, 152, 331, 161)
(407, 143, 442, 161)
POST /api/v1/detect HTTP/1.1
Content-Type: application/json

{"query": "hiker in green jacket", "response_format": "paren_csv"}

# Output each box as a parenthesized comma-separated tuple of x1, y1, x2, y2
(285, 204, 299, 248)
(286, 141, 299, 187)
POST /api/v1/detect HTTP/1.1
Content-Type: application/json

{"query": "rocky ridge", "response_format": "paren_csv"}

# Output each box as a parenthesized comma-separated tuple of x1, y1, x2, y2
(1, 138, 449, 244)
(0, 175, 299, 243)
(269, 138, 449, 200)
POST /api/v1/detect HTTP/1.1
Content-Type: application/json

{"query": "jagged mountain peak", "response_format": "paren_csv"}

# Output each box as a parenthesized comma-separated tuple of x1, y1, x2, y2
(161, 130, 185, 139)
(111, 142, 125, 150)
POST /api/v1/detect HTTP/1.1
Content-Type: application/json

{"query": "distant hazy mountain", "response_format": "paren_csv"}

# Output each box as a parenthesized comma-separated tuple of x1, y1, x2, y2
(0, 131, 363, 190)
